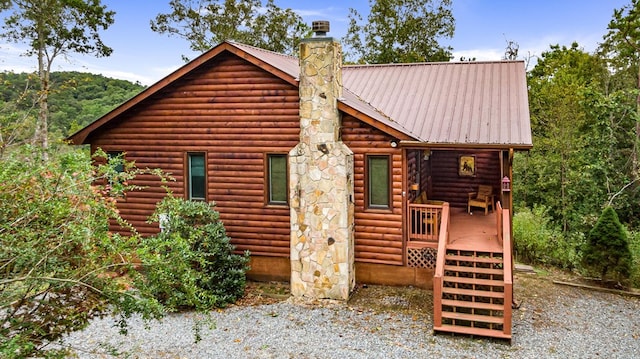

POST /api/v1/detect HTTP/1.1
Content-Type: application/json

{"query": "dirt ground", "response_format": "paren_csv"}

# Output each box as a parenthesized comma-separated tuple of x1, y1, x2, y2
(236, 267, 639, 321)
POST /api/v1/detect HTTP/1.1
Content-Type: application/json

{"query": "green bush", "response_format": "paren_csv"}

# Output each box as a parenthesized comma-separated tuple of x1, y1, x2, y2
(0, 146, 164, 358)
(581, 206, 632, 284)
(139, 196, 250, 311)
(513, 205, 580, 269)
(629, 231, 640, 288)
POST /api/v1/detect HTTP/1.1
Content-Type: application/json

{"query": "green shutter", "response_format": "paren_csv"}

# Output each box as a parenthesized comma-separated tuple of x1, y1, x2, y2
(189, 154, 205, 200)
(368, 156, 390, 208)
(269, 155, 287, 204)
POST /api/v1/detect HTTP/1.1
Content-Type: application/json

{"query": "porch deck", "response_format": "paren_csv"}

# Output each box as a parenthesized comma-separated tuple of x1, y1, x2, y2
(448, 207, 502, 253)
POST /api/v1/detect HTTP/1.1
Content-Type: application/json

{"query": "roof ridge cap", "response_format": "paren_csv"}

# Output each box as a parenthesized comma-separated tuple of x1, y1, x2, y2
(226, 40, 298, 61)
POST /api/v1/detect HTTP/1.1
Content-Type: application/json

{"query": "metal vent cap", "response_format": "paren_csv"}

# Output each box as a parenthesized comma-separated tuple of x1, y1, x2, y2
(312, 21, 330, 36)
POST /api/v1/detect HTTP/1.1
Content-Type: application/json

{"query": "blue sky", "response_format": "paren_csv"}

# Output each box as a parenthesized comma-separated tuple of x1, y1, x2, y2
(0, 0, 631, 85)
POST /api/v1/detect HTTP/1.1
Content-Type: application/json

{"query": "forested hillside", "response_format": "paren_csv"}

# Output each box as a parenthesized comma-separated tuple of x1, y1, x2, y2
(0, 71, 145, 143)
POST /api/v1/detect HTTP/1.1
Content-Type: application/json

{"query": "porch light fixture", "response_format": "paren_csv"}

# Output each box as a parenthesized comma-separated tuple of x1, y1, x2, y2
(390, 140, 398, 148)
(423, 149, 431, 160)
(502, 176, 511, 192)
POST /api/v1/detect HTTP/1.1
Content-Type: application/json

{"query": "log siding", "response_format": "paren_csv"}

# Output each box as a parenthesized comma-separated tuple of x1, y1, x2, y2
(90, 53, 298, 257)
(342, 115, 404, 266)
(89, 52, 406, 265)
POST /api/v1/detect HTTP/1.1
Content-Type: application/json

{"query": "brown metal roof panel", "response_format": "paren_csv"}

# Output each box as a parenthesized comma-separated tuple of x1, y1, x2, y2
(228, 41, 299, 79)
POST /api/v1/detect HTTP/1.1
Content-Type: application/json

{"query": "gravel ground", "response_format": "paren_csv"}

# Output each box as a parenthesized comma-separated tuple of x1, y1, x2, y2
(59, 274, 640, 359)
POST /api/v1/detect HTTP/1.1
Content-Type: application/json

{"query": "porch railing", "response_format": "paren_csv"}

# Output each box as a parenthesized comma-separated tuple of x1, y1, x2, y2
(407, 202, 446, 243)
(406, 202, 448, 268)
(499, 202, 513, 337)
(432, 202, 450, 328)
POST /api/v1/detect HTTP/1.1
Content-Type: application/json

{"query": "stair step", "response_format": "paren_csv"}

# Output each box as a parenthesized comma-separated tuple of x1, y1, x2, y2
(443, 276, 504, 286)
(442, 287, 505, 298)
(445, 254, 503, 264)
(434, 324, 511, 340)
(441, 311, 504, 324)
(441, 299, 504, 311)
(444, 264, 504, 275)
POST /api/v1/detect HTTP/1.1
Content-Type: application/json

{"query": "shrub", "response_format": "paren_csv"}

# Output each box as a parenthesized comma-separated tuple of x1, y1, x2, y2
(581, 206, 632, 284)
(0, 146, 164, 358)
(138, 196, 250, 311)
(629, 231, 640, 288)
(513, 205, 580, 269)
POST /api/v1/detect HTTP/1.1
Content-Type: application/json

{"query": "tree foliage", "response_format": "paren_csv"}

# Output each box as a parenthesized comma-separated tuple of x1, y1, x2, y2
(0, 0, 115, 152)
(517, 43, 611, 232)
(582, 207, 632, 283)
(599, 0, 640, 181)
(0, 71, 144, 151)
(151, 0, 310, 57)
(342, 0, 455, 64)
(0, 147, 164, 358)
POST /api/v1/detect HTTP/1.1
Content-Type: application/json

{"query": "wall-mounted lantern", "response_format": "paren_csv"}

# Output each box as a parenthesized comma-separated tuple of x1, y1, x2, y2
(390, 140, 399, 148)
(502, 176, 511, 192)
(423, 149, 431, 160)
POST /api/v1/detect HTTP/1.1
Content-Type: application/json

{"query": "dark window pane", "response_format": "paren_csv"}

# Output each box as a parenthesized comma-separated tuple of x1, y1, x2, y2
(368, 156, 389, 208)
(107, 151, 124, 173)
(189, 154, 205, 200)
(269, 155, 287, 204)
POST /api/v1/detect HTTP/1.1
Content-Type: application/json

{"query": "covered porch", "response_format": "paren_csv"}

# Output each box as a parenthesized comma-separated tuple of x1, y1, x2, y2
(402, 147, 514, 340)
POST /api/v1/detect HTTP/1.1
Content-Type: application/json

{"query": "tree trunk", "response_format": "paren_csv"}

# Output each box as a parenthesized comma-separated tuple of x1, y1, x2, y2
(635, 61, 640, 180)
(36, 17, 49, 159)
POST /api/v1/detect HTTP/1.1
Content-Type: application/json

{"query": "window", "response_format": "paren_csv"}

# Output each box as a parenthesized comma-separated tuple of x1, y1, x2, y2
(267, 154, 288, 205)
(188, 153, 206, 201)
(367, 155, 390, 209)
(107, 151, 124, 173)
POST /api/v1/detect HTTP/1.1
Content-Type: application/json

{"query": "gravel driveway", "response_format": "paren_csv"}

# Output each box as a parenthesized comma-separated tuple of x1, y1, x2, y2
(60, 273, 640, 358)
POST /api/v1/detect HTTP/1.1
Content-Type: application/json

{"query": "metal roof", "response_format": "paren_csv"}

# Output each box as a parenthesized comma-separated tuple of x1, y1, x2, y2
(342, 61, 532, 148)
(231, 42, 531, 148)
(68, 41, 532, 149)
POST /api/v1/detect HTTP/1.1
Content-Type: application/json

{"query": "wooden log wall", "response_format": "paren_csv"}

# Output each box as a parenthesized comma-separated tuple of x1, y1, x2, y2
(89, 51, 407, 266)
(429, 150, 501, 208)
(342, 115, 404, 266)
(89, 53, 298, 257)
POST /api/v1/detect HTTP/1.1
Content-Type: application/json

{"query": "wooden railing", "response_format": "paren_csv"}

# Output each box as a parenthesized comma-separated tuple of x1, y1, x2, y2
(501, 204, 513, 337)
(407, 202, 446, 243)
(496, 202, 504, 246)
(432, 202, 450, 329)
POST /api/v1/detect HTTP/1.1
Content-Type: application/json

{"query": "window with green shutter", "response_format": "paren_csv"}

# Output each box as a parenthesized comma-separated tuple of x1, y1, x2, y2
(367, 155, 390, 209)
(267, 154, 287, 205)
(188, 153, 206, 201)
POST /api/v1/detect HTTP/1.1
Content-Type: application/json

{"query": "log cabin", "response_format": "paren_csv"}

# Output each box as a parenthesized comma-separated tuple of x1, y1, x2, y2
(68, 22, 532, 339)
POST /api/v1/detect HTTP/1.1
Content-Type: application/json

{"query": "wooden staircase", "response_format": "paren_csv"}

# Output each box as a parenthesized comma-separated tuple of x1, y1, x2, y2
(433, 203, 513, 341)
(435, 249, 510, 339)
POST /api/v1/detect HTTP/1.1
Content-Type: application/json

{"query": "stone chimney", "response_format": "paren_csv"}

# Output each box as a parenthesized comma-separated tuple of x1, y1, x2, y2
(289, 21, 355, 300)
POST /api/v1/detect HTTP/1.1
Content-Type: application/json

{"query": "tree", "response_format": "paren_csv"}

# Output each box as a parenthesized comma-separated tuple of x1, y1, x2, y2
(520, 43, 609, 232)
(0, 147, 165, 358)
(151, 0, 310, 57)
(582, 206, 632, 284)
(0, 0, 115, 153)
(342, 0, 455, 64)
(600, 0, 640, 181)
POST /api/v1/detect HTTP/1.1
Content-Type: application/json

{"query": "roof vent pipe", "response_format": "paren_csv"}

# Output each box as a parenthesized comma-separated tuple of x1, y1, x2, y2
(312, 21, 330, 37)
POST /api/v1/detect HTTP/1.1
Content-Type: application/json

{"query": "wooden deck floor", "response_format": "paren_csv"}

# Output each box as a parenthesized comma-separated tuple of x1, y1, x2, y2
(448, 207, 502, 253)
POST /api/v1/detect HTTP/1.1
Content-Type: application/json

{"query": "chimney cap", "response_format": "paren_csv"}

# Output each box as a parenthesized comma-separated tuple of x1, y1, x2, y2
(312, 21, 330, 36)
